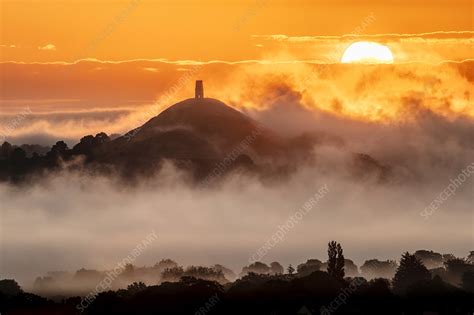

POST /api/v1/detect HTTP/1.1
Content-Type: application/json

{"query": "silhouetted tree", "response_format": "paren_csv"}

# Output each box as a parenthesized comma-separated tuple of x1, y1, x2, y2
(442, 253, 456, 263)
(360, 259, 397, 279)
(392, 252, 431, 294)
(183, 266, 227, 283)
(72, 132, 110, 155)
(444, 258, 474, 285)
(297, 259, 322, 277)
(2, 258, 474, 315)
(160, 265, 228, 283)
(344, 259, 359, 277)
(327, 241, 345, 280)
(127, 281, 147, 295)
(0, 279, 22, 296)
(360, 278, 391, 297)
(48, 140, 69, 159)
(73, 135, 95, 153)
(406, 275, 457, 300)
(240, 262, 271, 276)
(11, 147, 26, 162)
(270, 262, 284, 275)
(95, 132, 110, 144)
(19, 144, 50, 157)
(161, 266, 184, 282)
(287, 264, 295, 275)
(462, 271, 474, 293)
(154, 258, 178, 272)
(213, 264, 237, 281)
(467, 251, 474, 264)
(414, 250, 443, 269)
(0, 142, 13, 159)
(445, 258, 474, 274)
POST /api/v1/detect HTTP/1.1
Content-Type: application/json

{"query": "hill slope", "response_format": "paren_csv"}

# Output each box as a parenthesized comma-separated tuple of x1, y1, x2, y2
(90, 98, 284, 177)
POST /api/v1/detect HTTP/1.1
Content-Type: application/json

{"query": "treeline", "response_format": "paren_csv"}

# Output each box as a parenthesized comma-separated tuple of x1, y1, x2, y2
(1, 244, 473, 314)
(26, 248, 474, 297)
(0, 133, 111, 182)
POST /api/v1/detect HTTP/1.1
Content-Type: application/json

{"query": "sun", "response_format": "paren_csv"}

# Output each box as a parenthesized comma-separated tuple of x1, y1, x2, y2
(341, 41, 394, 64)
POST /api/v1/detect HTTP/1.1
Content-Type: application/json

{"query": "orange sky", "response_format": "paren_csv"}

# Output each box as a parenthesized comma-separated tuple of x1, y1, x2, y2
(1, 0, 472, 62)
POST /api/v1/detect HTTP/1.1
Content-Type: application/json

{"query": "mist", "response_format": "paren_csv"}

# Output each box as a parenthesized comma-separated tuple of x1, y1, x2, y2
(1, 132, 472, 289)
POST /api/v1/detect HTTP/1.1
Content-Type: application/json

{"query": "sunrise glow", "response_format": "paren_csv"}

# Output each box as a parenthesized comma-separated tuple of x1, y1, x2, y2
(341, 41, 394, 64)
(1, 3, 473, 311)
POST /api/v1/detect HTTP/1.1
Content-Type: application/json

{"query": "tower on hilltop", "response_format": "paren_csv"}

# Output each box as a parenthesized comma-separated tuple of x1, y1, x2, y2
(195, 80, 204, 99)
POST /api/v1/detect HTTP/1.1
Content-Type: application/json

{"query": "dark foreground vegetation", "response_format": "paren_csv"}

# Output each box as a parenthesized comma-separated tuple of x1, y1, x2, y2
(1, 243, 473, 314)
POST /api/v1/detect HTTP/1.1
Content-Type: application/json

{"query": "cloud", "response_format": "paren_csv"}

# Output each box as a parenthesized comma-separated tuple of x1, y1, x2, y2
(0, 108, 137, 146)
(251, 31, 474, 42)
(0, 44, 18, 48)
(143, 67, 159, 72)
(38, 44, 57, 51)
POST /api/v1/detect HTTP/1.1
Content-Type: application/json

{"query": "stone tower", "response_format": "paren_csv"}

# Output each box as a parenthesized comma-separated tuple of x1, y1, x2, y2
(195, 80, 204, 99)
